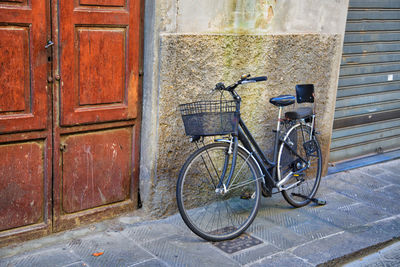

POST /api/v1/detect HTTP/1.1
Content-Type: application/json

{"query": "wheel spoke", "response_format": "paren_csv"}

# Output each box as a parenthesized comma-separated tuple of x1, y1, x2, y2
(177, 143, 260, 241)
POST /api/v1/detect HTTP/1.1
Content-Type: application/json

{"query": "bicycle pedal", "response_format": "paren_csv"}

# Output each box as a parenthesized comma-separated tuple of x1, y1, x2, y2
(240, 191, 256, 199)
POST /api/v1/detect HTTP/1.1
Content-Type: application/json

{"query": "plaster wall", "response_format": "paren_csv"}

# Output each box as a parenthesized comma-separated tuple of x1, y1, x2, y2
(175, 0, 348, 34)
(140, 0, 348, 217)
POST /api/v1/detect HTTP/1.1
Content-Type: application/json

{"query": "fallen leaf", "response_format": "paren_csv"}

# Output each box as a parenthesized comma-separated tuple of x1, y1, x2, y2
(92, 252, 104, 257)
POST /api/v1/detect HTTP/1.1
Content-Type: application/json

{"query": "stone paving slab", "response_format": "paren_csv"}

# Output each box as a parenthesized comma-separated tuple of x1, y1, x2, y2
(374, 184, 400, 201)
(248, 220, 309, 250)
(291, 231, 364, 265)
(325, 176, 400, 215)
(0, 246, 80, 267)
(338, 171, 391, 191)
(231, 243, 279, 265)
(121, 221, 192, 244)
(66, 231, 154, 267)
(1, 159, 400, 267)
(249, 252, 313, 267)
(140, 234, 239, 267)
(346, 216, 400, 245)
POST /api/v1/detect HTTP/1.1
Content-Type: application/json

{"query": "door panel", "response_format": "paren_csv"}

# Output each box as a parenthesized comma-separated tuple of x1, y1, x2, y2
(0, 27, 29, 113)
(61, 128, 131, 213)
(0, 142, 44, 231)
(59, 0, 140, 126)
(77, 28, 126, 105)
(0, 1, 48, 133)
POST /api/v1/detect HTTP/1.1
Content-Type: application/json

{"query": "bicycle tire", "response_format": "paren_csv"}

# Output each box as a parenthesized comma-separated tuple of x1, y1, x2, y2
(277, 123, 322, 207)
(176, 142, 261, 241)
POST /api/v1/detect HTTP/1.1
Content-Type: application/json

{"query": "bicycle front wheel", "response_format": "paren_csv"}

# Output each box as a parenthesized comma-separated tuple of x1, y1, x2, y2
(176, 142, 261, 241)
(277, 123, 322, 207)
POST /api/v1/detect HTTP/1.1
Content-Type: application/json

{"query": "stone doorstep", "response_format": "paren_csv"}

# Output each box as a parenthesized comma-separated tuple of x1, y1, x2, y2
(321, 238, 400, 267)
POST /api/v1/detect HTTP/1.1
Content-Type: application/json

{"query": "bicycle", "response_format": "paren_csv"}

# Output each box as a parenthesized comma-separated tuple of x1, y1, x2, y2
(176, 74, 323, 241)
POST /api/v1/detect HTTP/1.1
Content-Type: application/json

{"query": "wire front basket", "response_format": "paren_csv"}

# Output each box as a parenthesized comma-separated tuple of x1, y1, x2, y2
(179, 100, 239, 136)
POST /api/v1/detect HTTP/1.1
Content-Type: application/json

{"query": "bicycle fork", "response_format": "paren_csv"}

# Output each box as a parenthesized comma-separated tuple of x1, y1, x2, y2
(215, 136, 239, 195)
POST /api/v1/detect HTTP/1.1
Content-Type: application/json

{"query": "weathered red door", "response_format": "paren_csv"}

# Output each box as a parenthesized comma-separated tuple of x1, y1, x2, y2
(0, 1, 52, 244)
(52, 0, 142, 231)
(0, 0, 142, 243)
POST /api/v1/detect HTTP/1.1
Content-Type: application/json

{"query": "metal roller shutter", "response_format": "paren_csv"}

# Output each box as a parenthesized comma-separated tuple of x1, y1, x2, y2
(330, 0, 400, 162)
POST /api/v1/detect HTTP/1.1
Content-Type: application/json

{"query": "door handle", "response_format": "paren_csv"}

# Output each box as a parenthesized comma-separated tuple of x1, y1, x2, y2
(45, 40, 54, 49)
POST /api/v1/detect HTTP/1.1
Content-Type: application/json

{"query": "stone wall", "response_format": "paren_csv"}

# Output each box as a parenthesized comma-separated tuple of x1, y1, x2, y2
(145, 33, 341, 217)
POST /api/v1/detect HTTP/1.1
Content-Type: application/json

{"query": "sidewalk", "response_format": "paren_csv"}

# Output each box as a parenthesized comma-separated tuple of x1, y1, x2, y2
(1, 159, 400, 267)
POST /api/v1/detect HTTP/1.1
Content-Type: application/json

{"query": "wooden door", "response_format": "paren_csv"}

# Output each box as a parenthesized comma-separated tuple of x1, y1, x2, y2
(0, 1, 52, 244)
(0, 0, 142, 244)
(52, 0, 143, 231)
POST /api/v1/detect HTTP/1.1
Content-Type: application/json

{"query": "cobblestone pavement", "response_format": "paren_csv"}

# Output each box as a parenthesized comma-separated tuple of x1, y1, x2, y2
(1, 159, 400, 267)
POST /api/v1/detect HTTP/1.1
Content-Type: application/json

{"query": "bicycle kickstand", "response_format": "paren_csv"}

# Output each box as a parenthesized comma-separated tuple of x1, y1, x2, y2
(291, 193, 327, 206)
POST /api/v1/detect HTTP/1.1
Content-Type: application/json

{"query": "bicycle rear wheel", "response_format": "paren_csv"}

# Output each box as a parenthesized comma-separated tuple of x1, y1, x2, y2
(176, 142, 261, 241)
(277, 123, 322, 207)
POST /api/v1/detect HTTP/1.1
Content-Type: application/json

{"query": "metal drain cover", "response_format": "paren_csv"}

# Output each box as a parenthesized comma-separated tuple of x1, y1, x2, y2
(212, 233, 263, 254)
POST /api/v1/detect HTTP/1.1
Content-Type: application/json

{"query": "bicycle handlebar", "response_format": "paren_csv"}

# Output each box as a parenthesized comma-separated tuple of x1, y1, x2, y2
(241, 76, 268, 83)
(213, 74, 268, 93)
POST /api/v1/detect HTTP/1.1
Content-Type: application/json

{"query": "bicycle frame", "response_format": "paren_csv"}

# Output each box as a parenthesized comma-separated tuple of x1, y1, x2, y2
(218, 108, 314, 195)
(213, 108, 281, 195)
(203, 76, 314, 195)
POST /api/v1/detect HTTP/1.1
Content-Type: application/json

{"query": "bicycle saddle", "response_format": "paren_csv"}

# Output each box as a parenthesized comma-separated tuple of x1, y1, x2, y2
(269, 95, 295, 106)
